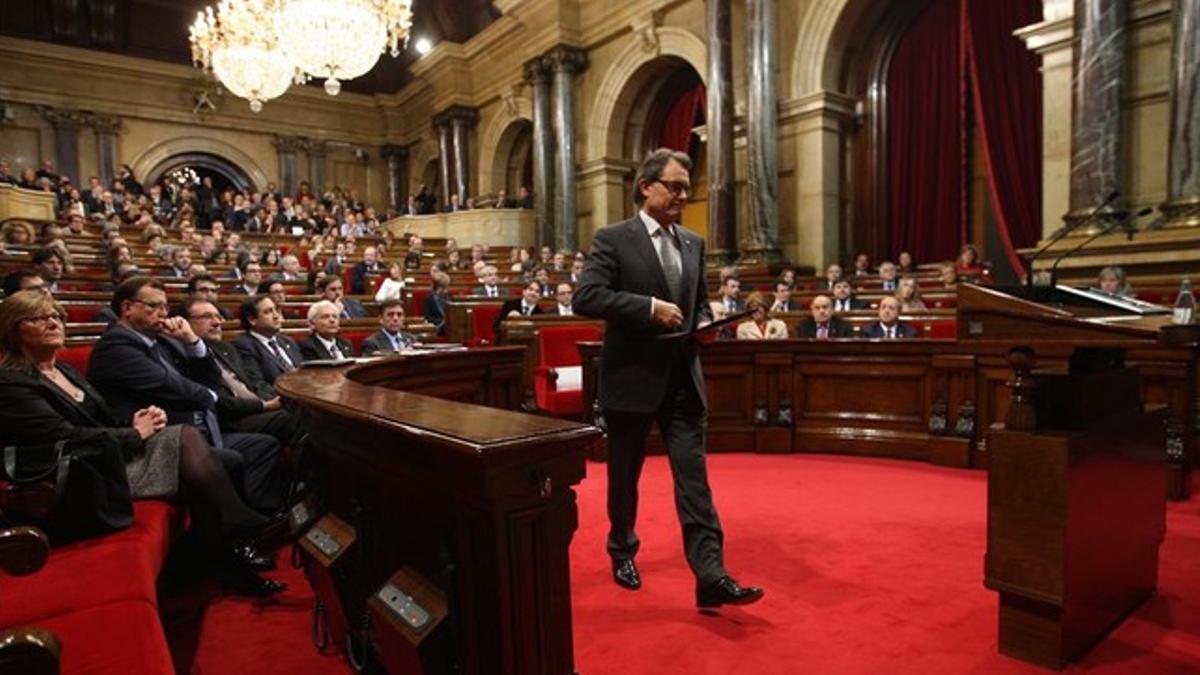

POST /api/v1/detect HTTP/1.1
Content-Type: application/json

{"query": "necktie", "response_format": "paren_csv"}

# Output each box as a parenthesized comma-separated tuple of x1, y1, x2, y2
(268, 338, 295, 371)
(817, 324, 828, 339)
(655, 226, 682, 302)
(215, 357, 259, 401)
(388, 332, 404, 352)
(887, 326, 896, 339)
(151, 341, 223, 447)
(522, 305, 531, 316)
(329, 342, 343, 360)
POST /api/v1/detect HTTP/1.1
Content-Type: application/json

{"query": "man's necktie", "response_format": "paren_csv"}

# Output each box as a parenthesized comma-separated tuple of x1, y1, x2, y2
(656, 226, 682, 301)
(268, 338, 295, 371)
(215, 356, 259, 401)
(817, 324, 828, 339)
(329, 343, 344, 360)
(152, 342, 223, 447)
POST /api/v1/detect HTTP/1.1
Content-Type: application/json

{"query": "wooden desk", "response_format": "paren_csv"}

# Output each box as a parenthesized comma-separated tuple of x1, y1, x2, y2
(276, 348, 600, 674)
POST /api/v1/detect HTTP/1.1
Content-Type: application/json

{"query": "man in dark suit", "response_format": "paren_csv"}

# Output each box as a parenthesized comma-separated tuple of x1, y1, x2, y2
(861, 296, 918, 339)
(423, 271, 451, 336)
(298, 300, 355, 360)
(573, 148, 763, 609)
(317, 276, 365, 319)
(493, 189, 512, 208)
(716, 276, 742, 314)
(472, 265, 503, 297)
(494, 280, 546, 335)
(233, 295, 305, 397)
(229, 260, 263, 296)
(831, 278, 867, 312)
(181, 297, 303, 448)
(360, 299, 420, 355)
(878, 261, 899, 292)
(796, 295, 854, 339)
(350, 246, 383, 294)
(88, 278, 284, 515)
(770, 282, 796, 313)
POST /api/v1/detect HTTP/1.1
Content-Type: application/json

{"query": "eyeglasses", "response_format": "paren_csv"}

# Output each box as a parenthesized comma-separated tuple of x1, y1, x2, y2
(189, 312, 223, 321)
(133, 298, 169, 312)
(21, 313, 63, 325)
(654, 180, 691, 196)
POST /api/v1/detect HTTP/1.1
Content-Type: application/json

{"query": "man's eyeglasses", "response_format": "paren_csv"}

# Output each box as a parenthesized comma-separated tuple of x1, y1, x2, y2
(655, 180, 691, 196)
(133, 298, 169, 312)
(189, 312, 223, 321)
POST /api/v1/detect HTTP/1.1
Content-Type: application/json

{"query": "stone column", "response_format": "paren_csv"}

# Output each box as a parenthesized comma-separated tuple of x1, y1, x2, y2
(308, 141, 327, 195)
(89, 114, 121, 187)
(272, 135, 303, 196)
(449, 106, 477, 202)
(434, 115, 453, 207)
(1064, 0, 1127, 232)
(525, 57, 556, 247)
(381, 144, 409, 210)
(548, 46, 587, 252)
(706, 0, 737, 265)
(39, 107, 86, 186)
(742, 0, 785, 266)
(1161, 0, 1200, 228)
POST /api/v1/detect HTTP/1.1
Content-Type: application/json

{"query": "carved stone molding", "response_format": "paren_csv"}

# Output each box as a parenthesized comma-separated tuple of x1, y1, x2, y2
(631, 9, 665, 54)
(432, 104, 478, 129)
(380, 144, 409, 160)
(36, 105, 88, 129)
(546, 45, 587, 75)
(272, 134, 308, 154)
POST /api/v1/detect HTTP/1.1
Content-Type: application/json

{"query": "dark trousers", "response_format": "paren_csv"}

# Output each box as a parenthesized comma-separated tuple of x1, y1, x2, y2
(227, 408, 303, 450)
(604, 367, 725, 585)
(210, 431, 284, 515)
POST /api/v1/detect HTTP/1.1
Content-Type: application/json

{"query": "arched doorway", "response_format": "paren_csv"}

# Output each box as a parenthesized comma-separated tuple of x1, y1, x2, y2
(420, 158, 440, 200)
(490, 119, 533, 196)
(145, 152, 255, 193)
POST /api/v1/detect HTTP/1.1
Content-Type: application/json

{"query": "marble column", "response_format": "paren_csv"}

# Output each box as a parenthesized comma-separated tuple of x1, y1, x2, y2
(1161, 0, 1200, 228)
(706, 0, 737, 265)
(525, 57, 556, 247)
(448, 106, 477, 202)
(742, 0, 785, 266)
(39, 107, 86, 185)
(89, 114, 121, 187)
(272, 135, 303, 196)
(308, 141, 327, 195)
(1064, 0, 1127, 232)
(381, 144, 409, 210)
(548, 46, 587, 252)
(434, 116, 453, 207)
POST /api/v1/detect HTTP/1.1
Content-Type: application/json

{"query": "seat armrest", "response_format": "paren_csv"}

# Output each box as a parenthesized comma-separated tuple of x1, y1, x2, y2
(0, 525, 50, 576)
(0, 626, 61, 675)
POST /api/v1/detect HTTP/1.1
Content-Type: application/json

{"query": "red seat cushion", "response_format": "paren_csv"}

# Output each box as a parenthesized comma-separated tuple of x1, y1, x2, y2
(0, 501, 180, 627)
(33, 600, 174, 675)
(58, 344, 95, 378)
(409, 288, 430, 317)
(341, 329, 373, 354)
(470, 305, 503, 345)
(925, 318, 958, 339)
(534, 325, 602, 415)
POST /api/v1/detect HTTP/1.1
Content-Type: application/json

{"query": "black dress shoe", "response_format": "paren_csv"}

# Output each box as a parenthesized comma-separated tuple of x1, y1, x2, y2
(612, 558, 641, 590)
(696, 576, 764, 608)
(220, 566, 288, 597)
(230, 541, 277, 572)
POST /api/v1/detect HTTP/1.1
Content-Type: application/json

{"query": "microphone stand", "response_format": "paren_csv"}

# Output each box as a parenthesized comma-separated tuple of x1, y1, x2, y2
(1025, 191, 1120, 287)
(1046, 207, 1153, 286)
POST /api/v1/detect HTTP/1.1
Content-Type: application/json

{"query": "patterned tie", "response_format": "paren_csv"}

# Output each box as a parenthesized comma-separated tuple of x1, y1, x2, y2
(268, 338, 295, 371)
(656, 226, 682, 302)
(818, 324, 828, 339)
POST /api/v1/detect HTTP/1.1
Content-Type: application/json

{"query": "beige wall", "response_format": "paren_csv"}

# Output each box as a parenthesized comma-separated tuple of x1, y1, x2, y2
(0, 0, 1177, 267)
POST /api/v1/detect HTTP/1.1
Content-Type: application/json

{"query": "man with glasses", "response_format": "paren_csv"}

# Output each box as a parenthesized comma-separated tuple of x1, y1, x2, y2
(554, 283, 574, 315)
(573, 148, 764, 609)
(233, 295, 305, 397)
(88, 277, 285, 515)
(186, 273, 231, 319)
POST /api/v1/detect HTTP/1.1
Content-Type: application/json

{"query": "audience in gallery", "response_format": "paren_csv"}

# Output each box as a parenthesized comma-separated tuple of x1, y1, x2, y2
(736, 292, 789, 340)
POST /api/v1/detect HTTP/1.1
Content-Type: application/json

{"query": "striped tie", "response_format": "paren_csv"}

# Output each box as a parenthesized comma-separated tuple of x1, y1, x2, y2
(656, 226, 682, 302)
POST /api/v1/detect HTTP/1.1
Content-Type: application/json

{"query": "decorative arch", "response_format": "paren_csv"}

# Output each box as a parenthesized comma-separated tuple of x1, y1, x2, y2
(585, 26, 707, 161)
(406, 139, 440, 196)
(477, 97, 533, 194)
(129, 136, 269, 191)
(790, 0, 882, 97)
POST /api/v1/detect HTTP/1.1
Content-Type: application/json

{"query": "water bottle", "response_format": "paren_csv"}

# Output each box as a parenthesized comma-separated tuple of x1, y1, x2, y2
(1174, 278, 1195, 325)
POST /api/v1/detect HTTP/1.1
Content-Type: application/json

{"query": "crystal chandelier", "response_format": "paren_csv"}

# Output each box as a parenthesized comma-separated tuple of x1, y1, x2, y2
(274, 0, 414, 96)
(189, 0, 297, 113)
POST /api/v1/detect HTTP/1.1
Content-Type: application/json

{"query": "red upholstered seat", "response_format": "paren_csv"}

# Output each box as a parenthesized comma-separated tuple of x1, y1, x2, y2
(470, 305, 503, 346)
(64, 305, 101, 324)
(341, 329, 373, 354)
(924, 318, 957, 339)
(928, 296, 957, 309)
(34, 600, 174, 675)
(59, 343, 95, 378)
(534, 324, 602, 416)
(409, 288, 429, 317)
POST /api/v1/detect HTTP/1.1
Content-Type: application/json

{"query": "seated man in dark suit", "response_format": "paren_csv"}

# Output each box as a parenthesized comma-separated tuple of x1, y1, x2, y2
(360, 298, 420, 355)
(299, 300, 355, 361)
(472, 265, 503, 297)
(186, 273, 232, 319)
(181, 297, 304, 449)
(423, 271, 451, 336)
(233, 295, 305, 397)
(770, 282, 796, 313)
(795, 295, 853, 339)
(831, 277, 867, 312)
(495, 280, 545, 335)
(861, 296, 917, 339)
(404, 236, 425, 270)
(88, 277, 285, 514)
(229, 259, 263, 296)
(349, 246, 383, 295)
(717, 276, 743, 314)
(317, 275, 365, 319)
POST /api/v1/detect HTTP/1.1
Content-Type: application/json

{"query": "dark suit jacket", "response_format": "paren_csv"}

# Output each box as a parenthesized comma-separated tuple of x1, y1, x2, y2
(494, 299, 544, 335)
(796, 317, 854, 339)
(423, 292, 448, 335)
(350, 261, 382, 295)
(473, 285, 503, 298)
(339, 297, 366, 319)
(233, 332, 304, 398)
(206, 339, 268, 421)
(573, 216, 711, 413)
(360, 329, 419, 356)
(298, 334, 355, 361)
(0, 363, 144, 459)
(832, 297, 867, 312)
(861, 321, 917, 339)
(88, 323, 220, 426)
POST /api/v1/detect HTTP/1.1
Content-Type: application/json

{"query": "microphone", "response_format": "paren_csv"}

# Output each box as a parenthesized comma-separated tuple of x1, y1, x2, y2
(1047, 206, 1153, 284)
(1026, 190, 1120, 286)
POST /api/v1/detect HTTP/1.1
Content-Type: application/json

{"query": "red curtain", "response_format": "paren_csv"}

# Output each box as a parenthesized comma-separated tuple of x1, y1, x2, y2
(886, 0, 964, 263)
(886, 0, 1042, 268)
(965, 0, 1043, 277)
(658, 84, 706, 153)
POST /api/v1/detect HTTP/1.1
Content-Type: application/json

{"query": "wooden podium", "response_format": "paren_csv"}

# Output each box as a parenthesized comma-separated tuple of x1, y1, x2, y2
(277, 348, 601, 674)
(966, 286, 1180, 669)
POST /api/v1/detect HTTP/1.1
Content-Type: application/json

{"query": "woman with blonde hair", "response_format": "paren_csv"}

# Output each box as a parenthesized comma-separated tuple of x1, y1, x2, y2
(895, 275, 927, 312)
(736, 291, 789, 340)
(1, 220, 36, 246)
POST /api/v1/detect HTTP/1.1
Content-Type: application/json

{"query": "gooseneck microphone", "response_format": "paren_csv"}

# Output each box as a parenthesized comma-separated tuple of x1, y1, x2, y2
(1047, 206, 1153, 283)
(1026, 190, 1120, 286)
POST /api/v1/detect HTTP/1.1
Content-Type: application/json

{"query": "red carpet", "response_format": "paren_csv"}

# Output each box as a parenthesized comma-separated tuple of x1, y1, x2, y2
(169, 454, 1200, 674)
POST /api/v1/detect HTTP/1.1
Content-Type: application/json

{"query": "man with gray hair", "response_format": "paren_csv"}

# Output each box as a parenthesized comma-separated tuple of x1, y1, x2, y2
(573, 148, 763, 609)
(298, 300, 354, 361)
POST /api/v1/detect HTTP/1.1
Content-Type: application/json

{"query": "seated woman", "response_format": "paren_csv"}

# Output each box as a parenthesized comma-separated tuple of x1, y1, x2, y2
(953, 244, 988, 281)
(895, 275, 927, 312)
(0, 290, 286, 595)
(1095, 265, 1132, 297)
(374, 260, 406, 302)
(736, 292, 789, 340)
